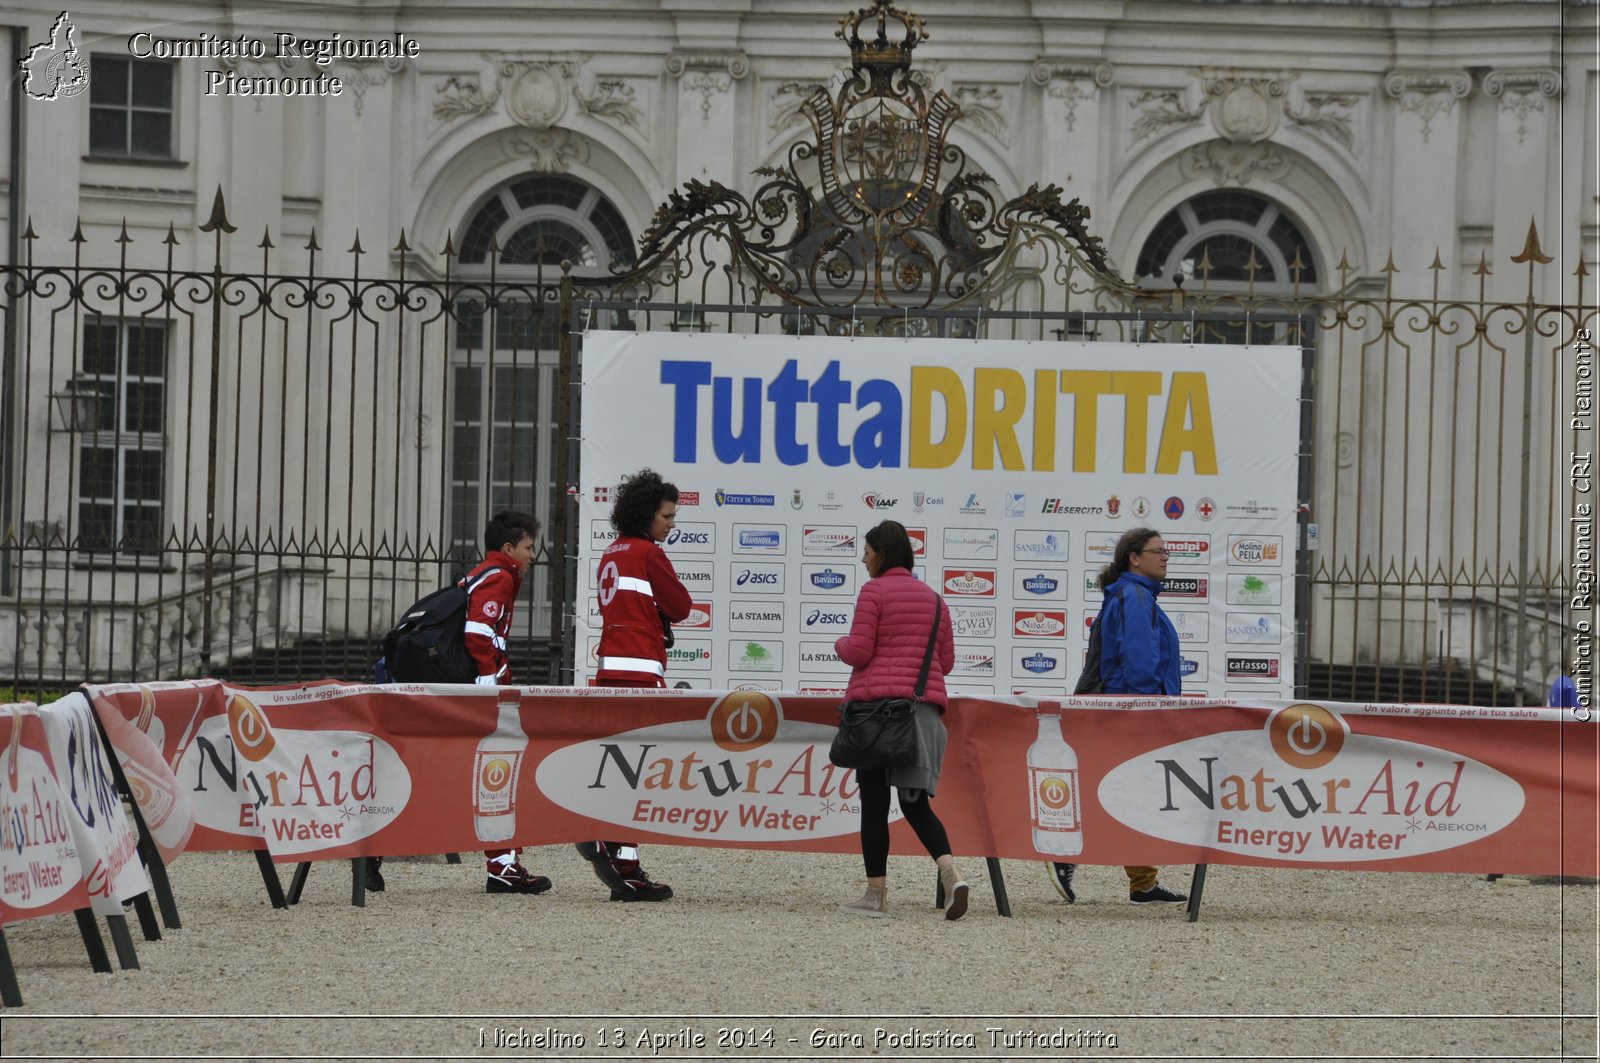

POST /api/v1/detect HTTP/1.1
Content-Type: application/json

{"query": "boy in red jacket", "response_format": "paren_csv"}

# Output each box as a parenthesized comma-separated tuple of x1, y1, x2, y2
(467, 510, 552, 894)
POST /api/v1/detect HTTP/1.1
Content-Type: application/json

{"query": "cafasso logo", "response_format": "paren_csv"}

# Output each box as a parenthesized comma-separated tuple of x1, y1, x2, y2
(1161, 575, 1209, 602)
(1097, 704, 1525, 862)
(535, 692, 860, 842)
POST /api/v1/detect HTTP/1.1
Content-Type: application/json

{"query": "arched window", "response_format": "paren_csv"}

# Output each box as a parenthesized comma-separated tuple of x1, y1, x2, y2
(447, 176, 635, 565)
(457, 175, 634, 269)
(1136, 190, 1318, 289)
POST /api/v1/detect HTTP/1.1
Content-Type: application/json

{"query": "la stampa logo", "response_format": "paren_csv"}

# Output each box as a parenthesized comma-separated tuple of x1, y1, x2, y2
(21, 12, 90, 102)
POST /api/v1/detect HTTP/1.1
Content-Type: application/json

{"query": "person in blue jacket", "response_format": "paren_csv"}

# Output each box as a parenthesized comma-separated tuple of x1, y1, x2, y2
(1050, 526, 1189, 907)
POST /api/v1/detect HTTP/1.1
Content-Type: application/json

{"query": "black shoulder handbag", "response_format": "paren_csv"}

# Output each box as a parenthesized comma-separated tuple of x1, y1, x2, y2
(828, 598, 943, 770)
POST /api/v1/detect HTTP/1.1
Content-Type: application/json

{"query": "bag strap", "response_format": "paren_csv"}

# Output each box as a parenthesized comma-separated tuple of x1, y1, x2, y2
(458, 565, 503, 594)
(913, 597, 944, 699)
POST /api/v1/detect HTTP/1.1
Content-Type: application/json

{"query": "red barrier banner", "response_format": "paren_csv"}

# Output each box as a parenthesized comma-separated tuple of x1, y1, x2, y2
(0, 705, 93, 926)
(88, 682, 1597, 876)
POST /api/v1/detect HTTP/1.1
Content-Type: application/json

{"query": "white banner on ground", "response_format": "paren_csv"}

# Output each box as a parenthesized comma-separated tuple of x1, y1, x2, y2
(36, 694, 149, 914)
(579, 331, 1299, 696)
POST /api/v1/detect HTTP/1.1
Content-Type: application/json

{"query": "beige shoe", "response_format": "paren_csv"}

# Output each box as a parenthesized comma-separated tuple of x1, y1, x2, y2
(839, 883, 888, 917)
(939, 864, 969, 921)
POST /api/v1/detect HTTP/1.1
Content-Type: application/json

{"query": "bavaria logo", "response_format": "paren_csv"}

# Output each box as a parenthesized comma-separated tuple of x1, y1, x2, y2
(1180, 657, 1199, 676)
(1021, 653, 1059, 674)
(810, 569, 846, 589)
(1022, 574, 1058, 595)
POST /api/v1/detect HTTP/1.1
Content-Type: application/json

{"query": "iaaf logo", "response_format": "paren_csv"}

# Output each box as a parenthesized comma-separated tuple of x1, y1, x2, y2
(535, 692, 868, 841)
(176, 694, 410, 853)
(1098, 704, 1523, 862)
(942, 569, 997, 597)
(1013, 610, 1067, 638)
(861, 492, 898, 509)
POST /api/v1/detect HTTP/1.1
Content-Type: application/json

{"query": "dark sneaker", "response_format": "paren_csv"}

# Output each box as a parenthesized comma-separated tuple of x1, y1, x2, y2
(576, 840, 628, 891)
(1049, 862, 1076, 903)
(364, 856, 385, 893)
(607, 863, 674, 903)
(1130, 882, 1187, 904)
(487, 859, 552, 895)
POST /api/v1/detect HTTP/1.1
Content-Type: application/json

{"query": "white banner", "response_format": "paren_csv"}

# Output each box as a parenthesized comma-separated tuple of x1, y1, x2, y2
(578, 331, 1299, 697)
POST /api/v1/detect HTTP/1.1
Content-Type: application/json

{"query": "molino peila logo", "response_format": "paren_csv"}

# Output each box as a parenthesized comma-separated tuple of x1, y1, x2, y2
(175, 693, 412, 853)
(1097, 704, 1523, 862)
(536, 692, 870, 842)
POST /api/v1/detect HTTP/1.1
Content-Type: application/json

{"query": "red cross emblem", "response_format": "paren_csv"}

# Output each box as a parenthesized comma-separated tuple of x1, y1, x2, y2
(1197, 498, 1215, 519)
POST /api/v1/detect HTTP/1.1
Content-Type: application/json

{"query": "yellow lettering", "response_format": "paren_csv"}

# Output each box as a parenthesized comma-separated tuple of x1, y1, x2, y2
(1060, 370, 1111, 473)
(972, 368, 1026, 470)
(1155, 372, 1219, 474)
(1111, 372, 1163, 474)
(909, 366, 966, 468)
(1032, 369, 1057, 472)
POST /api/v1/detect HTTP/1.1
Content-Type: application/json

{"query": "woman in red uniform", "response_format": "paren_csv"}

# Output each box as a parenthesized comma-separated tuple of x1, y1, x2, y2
(578, 469, 691, 900)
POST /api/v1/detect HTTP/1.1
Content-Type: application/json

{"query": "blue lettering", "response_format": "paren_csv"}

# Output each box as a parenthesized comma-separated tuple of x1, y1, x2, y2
(660, 360, 711, 462)
(714, 375, 763, 463)
(813, 361, 853, 466)
(768, 360, 809, 465)
(854, 379, 901, 468)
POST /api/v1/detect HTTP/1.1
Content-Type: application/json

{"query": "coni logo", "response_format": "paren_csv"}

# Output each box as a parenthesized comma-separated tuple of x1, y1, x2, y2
(1266, 703, 1347, 770)
(1036, 774, 1072, 811)
(708, 690, 782, 753)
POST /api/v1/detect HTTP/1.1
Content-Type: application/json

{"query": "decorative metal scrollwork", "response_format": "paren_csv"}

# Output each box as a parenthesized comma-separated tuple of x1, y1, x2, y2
(617, 0, 1119, 309)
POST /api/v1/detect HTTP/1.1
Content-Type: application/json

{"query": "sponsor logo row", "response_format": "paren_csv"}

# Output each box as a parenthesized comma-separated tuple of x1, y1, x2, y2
(630, 488, 1285, 524)
(589, 559, 1285, 607)
(590, 522, 1289, 566)
(591, 637, 1283, 686)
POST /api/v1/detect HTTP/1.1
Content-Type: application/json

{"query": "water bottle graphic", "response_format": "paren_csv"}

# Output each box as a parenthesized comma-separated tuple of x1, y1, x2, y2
(473, 689, 528, 843)
(1028, 701, 1082, 856)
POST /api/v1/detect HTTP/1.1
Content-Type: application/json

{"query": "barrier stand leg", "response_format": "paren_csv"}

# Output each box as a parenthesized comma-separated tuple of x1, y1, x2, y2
(93, 708, 181, 929)
(444, 852, 461, 864)
(1186, 864, 1207, 923)
(986, 858, 1012, 917)
(0, 929, 22, 1006)
(350, 859, 367, 908)
(129, 892, 161, 941)
(254, 850, 289, 909)
(73, 908, 113, 973)
(286, 862, 312, 905)
(105, 914, 140, 970)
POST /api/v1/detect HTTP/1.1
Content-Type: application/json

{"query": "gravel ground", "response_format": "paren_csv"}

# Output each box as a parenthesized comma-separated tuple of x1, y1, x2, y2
(0, 845, 1595, 1061)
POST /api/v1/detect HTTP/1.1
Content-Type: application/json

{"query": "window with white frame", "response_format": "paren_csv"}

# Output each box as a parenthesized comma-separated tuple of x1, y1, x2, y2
(77, 320, 166, 553)
(88, 56, 175, 159)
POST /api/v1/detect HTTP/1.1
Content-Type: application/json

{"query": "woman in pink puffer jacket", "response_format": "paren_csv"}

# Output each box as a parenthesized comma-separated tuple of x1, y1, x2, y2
(833, 520, 969, 920)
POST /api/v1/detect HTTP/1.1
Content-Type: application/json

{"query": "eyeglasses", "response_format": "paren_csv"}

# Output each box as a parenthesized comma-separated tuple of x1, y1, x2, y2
(1139, 547, 1171, 557)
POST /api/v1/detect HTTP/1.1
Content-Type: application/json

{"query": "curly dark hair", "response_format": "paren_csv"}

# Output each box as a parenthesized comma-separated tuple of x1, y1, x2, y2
(1097, 526, 1162, 590)
(610, 468, 679, 538)
(485, 510, 539, 553)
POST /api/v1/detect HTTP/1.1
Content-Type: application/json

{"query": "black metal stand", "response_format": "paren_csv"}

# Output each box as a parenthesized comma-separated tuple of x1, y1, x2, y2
(91, 706, 181, 930)
(1186, 863, 1207, 922)
(73, 908, 112, 973)
(104, 913, 139, 970)
(286, 856, 380, 908)
(254, 850, 288, 908)
(0, 929, 21, 1006)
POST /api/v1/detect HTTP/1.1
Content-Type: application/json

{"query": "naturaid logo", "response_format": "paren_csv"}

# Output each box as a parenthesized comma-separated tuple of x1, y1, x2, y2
(21, 12, 90, 102)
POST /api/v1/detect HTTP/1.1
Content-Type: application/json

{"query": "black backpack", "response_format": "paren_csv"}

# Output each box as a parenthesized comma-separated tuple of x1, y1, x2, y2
(1073, 588, 1161, 695)
(378, 567, 501, 683)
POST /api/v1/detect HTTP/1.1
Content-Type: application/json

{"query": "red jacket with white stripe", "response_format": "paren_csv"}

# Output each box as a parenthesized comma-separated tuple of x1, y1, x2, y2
(463, 549, 523, 684)
(595, 535, 691, 684)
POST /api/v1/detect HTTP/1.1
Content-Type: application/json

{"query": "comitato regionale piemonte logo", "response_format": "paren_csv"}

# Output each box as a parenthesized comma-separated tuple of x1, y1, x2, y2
(20, 12, 90, 101)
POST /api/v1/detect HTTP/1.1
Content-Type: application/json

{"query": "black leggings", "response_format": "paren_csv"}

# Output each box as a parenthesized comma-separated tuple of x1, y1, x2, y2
(856, 768, 952, 878)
